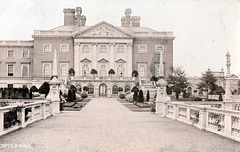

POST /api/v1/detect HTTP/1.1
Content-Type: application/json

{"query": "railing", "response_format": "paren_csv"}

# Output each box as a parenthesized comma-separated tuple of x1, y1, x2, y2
(0, 40, 33, 46)
(157, 102, 240, 142)
(0, 100, 53, 137)
(73, 76, 134, 81)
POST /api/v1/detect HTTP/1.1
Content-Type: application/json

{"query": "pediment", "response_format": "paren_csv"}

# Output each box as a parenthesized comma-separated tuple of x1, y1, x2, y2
(115, 58, 126, 63)
(98, 58, 109, 63)
(74, 21, 133, 38)
(230, 74, 239, 78)
(80, 58, 91, 63)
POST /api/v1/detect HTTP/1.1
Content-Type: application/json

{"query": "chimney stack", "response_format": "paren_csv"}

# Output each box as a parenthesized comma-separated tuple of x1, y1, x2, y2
(63, 8, 75, 26)
(63, 7, 86, 26)
(121, 9, 141, 27)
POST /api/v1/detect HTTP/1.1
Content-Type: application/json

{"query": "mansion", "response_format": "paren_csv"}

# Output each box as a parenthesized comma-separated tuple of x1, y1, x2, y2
(0, 7, 174, 97)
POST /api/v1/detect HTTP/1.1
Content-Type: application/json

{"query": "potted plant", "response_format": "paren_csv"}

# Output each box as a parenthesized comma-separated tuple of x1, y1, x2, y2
(108, 69, 115, 77)
(90, 69, 98, 78)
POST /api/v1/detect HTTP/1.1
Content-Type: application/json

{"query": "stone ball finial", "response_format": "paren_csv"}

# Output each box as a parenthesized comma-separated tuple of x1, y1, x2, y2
(76, 7, 82, 15)
(125, 8, 132, 16)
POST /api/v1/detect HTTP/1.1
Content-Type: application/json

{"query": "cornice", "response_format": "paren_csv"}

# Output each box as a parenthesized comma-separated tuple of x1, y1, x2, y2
(32, 35, 73, 39)
(134, 37, 175, 40)
(0, 45, 33, 48)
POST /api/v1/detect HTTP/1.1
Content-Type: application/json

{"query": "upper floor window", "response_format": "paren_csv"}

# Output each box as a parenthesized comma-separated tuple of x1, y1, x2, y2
(82, 45, 90, 52)
(21, 64, 29, 77)
(138, 45, 147, 53)
(60, 44, 69, 52)
(117, 46, 124, 53)
(100, 45, 107, 53)
(8, 65, 14, 76)
(155, 45, 164, 53)
(43, 44, 52, 52)
(42, 62, 52, 77)
(7, 50, 15, 58)
(22, 50, 29, 58)
(60, 63, 68, 77)
(117, 65, 124, 77)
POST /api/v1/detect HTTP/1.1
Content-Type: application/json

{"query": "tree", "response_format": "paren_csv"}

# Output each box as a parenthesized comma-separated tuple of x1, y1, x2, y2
(197, 70, 217, 101)
(90, 69, 98, 75)
(146, 90, 150, 102)
(132, 70, 138, 77)
(68, 68, 75, 76)
(39, 82, 50, 98)
(108, 69, 115, 76)
(133, 90, 138, 101)
(166, 67, 188, 100)
(166, 85, 172, 95)
(138, 90, 144, 102)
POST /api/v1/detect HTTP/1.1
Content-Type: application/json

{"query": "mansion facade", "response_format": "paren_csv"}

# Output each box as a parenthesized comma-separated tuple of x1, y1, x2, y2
(0, 7, 174, 97)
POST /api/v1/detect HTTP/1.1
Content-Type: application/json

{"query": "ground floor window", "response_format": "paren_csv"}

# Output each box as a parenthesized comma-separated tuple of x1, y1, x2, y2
(8, 65, 14, 76)
(21, 64, 29, 77)
(112, 85, 118, 94)
(88, 85, 94, 94)
(124, 85, 130, 92)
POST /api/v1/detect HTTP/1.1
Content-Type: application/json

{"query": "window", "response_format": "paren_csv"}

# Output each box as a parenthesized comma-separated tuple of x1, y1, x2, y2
(21, 64, 29, 77)
(138, 63, 147, 78)
(117, 65, 124, 77)
(100, 65, 106, 77)
(88, 85, 94, 94)
(117, 46, 124, 53)
(42, 62, 52, 77)
(138, 45, 147, 53)
(60, 63, 68, 77)
(82, 45, 90, 52)
(155, 63, 160, 77)
(8, 65, 14, 76)
(43, 44, 52, 52)
(155, 45, 164, 53)
(22, 50, 29, 58)
(60, 44, 69, 52)
(82, 65, 89, 76)
(7, 50, 15, 58)
(124, 85, 130, 92)
(112, 85, 118, 94)
(100, 45, 107, 53)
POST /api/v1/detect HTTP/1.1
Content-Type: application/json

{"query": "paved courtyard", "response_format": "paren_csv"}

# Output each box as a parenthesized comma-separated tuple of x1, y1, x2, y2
(0, 98, 239, 152)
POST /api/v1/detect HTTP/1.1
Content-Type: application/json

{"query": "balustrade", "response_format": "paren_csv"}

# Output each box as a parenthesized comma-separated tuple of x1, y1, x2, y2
(0, 100, 53, 137)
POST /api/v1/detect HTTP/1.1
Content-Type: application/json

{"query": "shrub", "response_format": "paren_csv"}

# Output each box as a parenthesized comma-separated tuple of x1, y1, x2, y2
(81, 92, 88, 98)
(119, 93, 125, 99)
(150, 76, 158, 82)
(39, 82, 50, 97)
(146, 90, 150, 102)
(118, 87, 123, 92)
(83, 86, 89, 91)
(138, 90, 144, 102)
(133, 90, 138, 101)
(90, 69, 98, 75)
(193, 97, 202, 101)
(68, 68, 75, 76)
(132, 70, 138, 77)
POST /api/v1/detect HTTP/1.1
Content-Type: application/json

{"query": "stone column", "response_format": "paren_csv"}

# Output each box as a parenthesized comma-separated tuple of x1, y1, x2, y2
(109, 43, 115, 70)
(74, 42, 80, 76)
(127, 43, 133, 77)
(92, 43, 97, 70)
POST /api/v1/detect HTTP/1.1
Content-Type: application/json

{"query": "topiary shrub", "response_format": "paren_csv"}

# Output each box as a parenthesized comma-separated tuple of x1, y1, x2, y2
(119, 93, 125, 99)
(81, 92, 88, 98)
(133, 90, 138, 101)
(39, 82, 50, 98)
(146, 90, 150, 102)
(132, 70, 138, 77)
(68, 68, 75, 76)
(138, 90, 144, 102)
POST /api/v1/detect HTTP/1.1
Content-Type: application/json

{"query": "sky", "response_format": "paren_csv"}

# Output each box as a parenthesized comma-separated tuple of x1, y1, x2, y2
(0, 0, 239, 77)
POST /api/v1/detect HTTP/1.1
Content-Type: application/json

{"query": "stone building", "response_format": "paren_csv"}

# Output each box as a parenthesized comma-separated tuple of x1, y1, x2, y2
(0, 7, 174, 97)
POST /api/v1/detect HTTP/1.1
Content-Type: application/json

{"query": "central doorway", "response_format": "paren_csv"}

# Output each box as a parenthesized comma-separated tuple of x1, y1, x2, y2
(99, 83, 107, 97)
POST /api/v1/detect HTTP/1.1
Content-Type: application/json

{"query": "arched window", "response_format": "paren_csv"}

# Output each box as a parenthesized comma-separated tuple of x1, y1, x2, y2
(88, 85, 94, 94)
(112, 85, 118, 94)
(124, 85, 130, 92)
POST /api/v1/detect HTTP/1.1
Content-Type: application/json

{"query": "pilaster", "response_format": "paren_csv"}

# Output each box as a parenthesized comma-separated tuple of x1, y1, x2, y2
(127, 43, 133, 77)
(74, 42, 80, 76)
(109, 43, 115, 70)
(92, 43, 98, 70)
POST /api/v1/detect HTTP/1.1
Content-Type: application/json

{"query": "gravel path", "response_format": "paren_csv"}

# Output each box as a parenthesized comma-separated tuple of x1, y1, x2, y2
(0, 98, 239, 152)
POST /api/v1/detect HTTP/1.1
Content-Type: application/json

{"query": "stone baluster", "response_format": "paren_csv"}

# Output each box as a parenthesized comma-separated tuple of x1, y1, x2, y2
(173, 104, 178, 120)
(18, 108, 26, 128)
(224, 114, 232, 135)
(198, 107, 207, 130)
